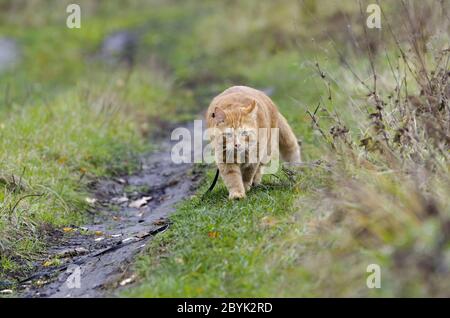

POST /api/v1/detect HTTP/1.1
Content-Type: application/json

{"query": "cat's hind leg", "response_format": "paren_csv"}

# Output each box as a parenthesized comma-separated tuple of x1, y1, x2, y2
(252, 164, 262, 186)
(241, 163, 259, 192)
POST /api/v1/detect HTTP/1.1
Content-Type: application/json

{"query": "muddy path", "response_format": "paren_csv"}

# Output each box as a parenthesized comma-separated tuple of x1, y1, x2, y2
(20, 123, 202, 298)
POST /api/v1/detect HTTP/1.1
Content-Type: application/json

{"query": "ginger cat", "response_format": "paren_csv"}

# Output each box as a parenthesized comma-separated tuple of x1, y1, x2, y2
(206, 86, 301, 199)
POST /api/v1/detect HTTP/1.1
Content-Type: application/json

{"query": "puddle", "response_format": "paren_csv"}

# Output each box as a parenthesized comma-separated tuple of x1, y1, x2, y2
(20, 123, 202, 297)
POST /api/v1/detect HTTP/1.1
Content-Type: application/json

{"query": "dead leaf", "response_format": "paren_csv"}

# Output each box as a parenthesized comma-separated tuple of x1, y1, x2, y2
(63, 227, 74, 233)
(35, 279, 49, 286)
(208, 231, 220, 239)
(119, 274, 136, 286)
(153, 218, 167, 226)
(85, 197, 97, 205)
(129, 196, 152, 209)
(112, 196, 128, 204)
(114, 178, 126, 184)
(43, 259, 60, 267)
(94, 231, 103, 236)
(122, 237, 137, 244)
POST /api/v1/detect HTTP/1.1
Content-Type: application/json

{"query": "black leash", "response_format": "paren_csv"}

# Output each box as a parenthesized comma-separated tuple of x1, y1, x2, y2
(200, 162, 322, 199)
(202, 169, 220, 198)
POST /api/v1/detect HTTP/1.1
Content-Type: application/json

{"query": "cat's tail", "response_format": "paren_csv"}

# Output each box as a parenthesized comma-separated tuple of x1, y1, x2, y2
(277, 113, 301, 163)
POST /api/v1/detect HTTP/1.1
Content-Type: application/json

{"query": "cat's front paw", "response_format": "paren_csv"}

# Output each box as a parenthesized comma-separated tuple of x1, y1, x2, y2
(229, 191, 246, 200)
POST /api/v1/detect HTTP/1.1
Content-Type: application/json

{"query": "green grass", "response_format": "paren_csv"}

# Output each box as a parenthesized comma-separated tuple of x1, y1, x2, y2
(0, 0, 197, 279)
(123, 0, 449, 298)
(125, 167, 331, 297)
(0, 85, 143, 276)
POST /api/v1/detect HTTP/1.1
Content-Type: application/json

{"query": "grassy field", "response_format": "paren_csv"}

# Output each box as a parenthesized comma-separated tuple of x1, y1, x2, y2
(1, 0, 449, 297)
(0, 0, 197, 279)
(123, 0, 450, 297)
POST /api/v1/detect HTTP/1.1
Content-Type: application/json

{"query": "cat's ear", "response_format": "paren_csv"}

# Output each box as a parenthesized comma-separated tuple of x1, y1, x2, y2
(212, 107, 226, 124)
(243, 100, 257, 115)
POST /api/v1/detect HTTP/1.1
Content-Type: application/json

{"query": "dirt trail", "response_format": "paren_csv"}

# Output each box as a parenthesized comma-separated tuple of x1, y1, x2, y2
(21, 123, 202, 298)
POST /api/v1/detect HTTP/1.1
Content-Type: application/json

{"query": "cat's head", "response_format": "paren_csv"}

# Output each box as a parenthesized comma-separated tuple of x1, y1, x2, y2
(209, 99, 258, 154)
